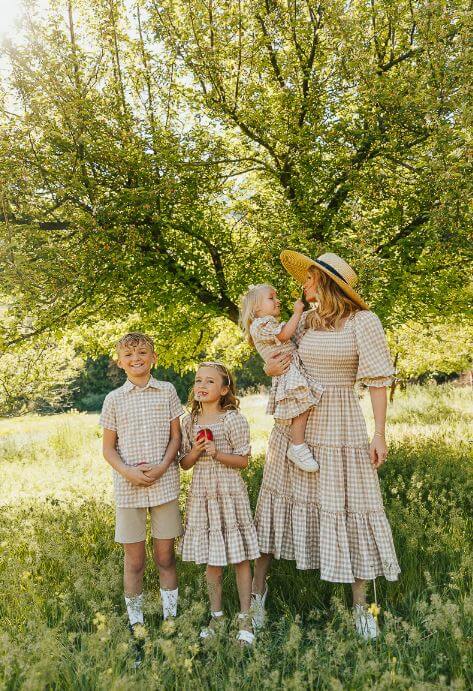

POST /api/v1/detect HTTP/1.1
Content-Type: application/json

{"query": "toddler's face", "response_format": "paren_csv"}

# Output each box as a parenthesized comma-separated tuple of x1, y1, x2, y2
(255, 287, 281, 318)
(194, 367, 229, 404)
(117, 342, 156, 378)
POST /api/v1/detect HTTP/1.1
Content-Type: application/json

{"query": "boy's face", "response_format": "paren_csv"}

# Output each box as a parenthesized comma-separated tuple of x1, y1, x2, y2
(117, 341, 156, 379)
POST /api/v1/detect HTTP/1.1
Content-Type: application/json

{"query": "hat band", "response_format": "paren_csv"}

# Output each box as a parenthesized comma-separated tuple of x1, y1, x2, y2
(315, 259, 349, 285)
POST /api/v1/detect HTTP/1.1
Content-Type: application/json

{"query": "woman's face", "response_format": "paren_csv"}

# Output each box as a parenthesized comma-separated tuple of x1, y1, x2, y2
(303, 271, 318, 302)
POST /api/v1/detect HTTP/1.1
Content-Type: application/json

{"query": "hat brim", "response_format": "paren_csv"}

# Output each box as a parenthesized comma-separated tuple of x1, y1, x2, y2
(280, 250, 369, 310)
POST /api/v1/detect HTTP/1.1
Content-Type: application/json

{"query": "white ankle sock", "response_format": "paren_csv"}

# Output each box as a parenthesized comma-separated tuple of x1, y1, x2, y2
(211, 610, 224, 618)
(160, 587, 178, 619)
(125, 593, 144, 626)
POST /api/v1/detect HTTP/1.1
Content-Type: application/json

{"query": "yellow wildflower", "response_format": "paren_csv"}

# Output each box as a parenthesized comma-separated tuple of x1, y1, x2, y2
(368, 603, 381, 618)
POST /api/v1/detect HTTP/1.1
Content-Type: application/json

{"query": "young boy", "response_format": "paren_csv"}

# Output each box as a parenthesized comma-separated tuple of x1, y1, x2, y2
(100, 332, 183, 641)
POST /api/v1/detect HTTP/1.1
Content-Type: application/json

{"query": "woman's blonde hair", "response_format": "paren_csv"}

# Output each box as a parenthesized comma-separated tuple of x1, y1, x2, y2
(239, 284, 275, 346)
(305, 266, 360, 331)
(188, 361, 240, 421)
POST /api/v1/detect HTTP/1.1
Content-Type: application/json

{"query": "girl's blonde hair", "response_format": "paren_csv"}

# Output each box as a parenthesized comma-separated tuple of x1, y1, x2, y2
(239, 283, 275, 346)
(188, 361, 240, 421)
(305, 266, 360, 331)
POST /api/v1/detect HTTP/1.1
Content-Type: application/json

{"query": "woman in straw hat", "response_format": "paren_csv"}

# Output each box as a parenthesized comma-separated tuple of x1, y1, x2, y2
(251, 251, 400, 640)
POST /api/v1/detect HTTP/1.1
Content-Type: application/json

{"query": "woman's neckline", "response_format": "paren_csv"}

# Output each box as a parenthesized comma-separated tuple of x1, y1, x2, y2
(306, 313, 354, 334)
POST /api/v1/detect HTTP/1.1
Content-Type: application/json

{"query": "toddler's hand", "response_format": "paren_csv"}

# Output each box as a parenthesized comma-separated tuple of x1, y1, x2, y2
(293, 298, 305, 314)
(204, 440, 217, 458)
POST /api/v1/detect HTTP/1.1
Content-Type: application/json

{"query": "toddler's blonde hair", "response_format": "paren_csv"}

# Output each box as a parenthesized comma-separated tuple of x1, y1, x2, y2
(239, 283, 275, 346)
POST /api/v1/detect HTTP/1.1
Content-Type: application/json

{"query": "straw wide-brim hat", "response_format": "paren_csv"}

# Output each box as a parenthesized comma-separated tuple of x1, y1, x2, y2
(280, 250, 369, 310)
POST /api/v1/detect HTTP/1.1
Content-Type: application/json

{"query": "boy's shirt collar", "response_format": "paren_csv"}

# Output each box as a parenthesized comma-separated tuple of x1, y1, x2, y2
(123, 375, 160, 393)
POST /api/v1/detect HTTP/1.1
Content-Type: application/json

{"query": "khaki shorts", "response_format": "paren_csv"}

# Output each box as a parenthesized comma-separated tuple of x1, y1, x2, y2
(115, 500, 183, 544)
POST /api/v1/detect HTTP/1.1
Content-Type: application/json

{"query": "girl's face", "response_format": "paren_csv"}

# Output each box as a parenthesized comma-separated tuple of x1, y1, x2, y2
(303, 271, 319, 302)
(255, 286, 281, 318)
(194, 366, 229, 404)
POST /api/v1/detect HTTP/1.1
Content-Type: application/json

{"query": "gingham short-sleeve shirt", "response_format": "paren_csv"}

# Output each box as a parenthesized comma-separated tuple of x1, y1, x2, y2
(99, 377, 184, 508)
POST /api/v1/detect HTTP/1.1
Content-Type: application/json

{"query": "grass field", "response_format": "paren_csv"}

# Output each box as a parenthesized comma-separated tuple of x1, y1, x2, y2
(0, 385, 472, 689)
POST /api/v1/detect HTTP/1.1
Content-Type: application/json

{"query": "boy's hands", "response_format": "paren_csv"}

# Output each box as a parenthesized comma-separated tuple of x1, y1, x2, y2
(140, 463, 167, 481)
(123, 465, 156, 487)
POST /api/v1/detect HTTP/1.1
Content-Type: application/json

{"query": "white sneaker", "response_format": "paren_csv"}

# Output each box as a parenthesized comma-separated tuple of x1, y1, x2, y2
(354, 605, 378, 640)
(251, 588, 268, 631)
(287, 444, 319, 472)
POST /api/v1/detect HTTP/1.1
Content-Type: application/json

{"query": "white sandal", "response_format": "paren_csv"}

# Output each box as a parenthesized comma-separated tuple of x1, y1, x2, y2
(251, 587, 268, 631)
(200, 611, 225, 639)
(354, 604, 378, 640)
(236, 612, 255, 646)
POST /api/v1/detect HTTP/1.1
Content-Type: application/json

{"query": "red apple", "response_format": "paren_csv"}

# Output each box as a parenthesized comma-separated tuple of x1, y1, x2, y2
(196, 428, 213, 442)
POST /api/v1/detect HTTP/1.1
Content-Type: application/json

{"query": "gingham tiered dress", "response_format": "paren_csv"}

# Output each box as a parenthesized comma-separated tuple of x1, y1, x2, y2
(179, 411, 260, 566)
(255, 310, 400, 583)
(250, 316, 324, 420)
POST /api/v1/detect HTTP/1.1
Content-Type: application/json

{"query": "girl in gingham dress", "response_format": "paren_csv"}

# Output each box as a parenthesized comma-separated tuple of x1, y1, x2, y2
(179, 361, 259, 645)
(252, 251, 400, 641)
(239, 284, 324, 473)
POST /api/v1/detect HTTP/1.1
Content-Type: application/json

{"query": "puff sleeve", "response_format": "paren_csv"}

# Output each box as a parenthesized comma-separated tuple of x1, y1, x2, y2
(223, 411, 251, 456)
(99, 392, 117, 430)
(354, 310, 395, 387)
(250, 316, 284, 346)
(179, 414, 193, 460)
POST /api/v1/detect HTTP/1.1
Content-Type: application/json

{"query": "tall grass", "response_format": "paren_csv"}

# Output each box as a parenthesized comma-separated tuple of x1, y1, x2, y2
(0, 385, 471, 689)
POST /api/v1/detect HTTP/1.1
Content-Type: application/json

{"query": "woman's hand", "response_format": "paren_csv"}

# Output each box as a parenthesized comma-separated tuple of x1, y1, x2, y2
(369, 435, 388, 469)
(264, 351, 292, 377)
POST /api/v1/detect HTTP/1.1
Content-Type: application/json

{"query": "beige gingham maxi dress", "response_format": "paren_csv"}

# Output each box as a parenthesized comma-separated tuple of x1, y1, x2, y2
(255, 310, 400, 583)
(250, 316, 324, 420)
(179, 411, 260, 566)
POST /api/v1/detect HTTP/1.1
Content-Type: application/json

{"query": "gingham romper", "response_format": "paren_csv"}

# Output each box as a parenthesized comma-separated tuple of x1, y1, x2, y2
(250, 315, 324, 420)
(255, 310, 401, 583)
(179, 410, 260, 566)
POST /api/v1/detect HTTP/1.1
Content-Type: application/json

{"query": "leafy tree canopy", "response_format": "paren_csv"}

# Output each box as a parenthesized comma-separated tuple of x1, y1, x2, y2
(0, 0, 471, 367)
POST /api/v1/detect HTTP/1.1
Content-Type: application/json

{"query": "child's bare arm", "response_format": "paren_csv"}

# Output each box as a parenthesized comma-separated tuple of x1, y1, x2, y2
(276, 300, 305, 342)
(180, 436, 206, 470)
(214, 450, 249, 469)
(142, 417, 182, 480)
(102, 428, 154, 487)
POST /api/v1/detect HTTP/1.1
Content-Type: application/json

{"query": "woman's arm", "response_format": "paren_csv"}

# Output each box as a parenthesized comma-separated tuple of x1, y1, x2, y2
(368, 387, 388, 469)
(264, 351, 292, 377)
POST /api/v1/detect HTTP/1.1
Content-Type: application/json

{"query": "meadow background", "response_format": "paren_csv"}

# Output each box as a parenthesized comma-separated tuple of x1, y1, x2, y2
(1, 385, 472, 690)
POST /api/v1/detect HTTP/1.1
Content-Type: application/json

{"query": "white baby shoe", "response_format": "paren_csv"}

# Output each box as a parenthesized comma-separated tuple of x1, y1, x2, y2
(354, 604, 378, 640)
(287, 443, 319, 472)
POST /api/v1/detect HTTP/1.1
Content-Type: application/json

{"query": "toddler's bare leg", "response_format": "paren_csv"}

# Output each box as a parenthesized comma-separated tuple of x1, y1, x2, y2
(291, 409, 310, 445)
(206, 565, 223, 612)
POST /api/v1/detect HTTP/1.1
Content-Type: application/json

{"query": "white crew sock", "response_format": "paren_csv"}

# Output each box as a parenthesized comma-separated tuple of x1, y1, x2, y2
(125, 593, 144, 626)
(160, 587, 178, 619)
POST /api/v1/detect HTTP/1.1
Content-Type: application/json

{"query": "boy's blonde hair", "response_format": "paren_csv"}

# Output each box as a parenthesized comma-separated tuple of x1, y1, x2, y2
(116, 332, 155, 353)
(239, 284, 275, 346)
(187, 361, 240, 421)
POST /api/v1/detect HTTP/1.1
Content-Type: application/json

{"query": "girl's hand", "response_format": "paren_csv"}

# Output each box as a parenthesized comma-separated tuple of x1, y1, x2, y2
(264, 351, 291, 377)
(204, 440, 217, 458)
(192, 437, 206, 456)
(369, 435, 388, 469)
(293, 298, 305, 314)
